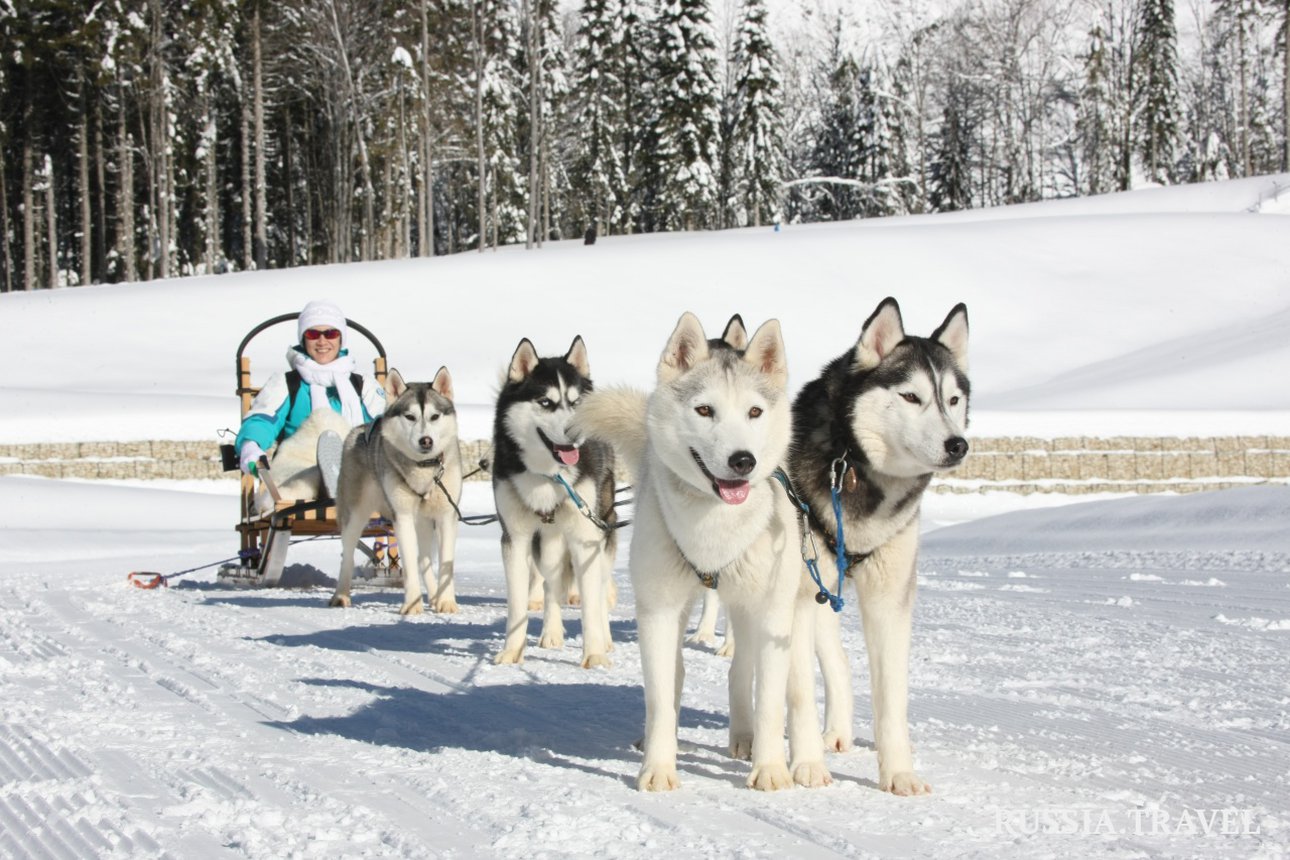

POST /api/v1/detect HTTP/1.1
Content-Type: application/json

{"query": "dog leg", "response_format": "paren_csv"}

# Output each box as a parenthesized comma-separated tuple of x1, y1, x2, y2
(788, 596, 832, 787)
(716, 618, 736, 658)
(571, 540, 611, 668)
(536, 534, 567, 650)
(815, 604, 854, 752)
(430, 515, 459, 614)
(859, 524, 931, 796)
(394, 517, 424, 615)
(745, 601, 794, 791)
(526, 566, 544, 612)
(636, 601, 687, 791)
(687, 589, 720, 647)
(725, 601, 755, 760)
(494, 533, 531, 664)
(330, 503, 368, 608)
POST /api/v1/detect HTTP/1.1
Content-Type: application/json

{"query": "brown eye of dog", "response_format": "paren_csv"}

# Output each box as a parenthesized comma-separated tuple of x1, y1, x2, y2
(901, 393, 921, 405)
(748, 406, 763, 419)
(949, 396, 960, 406)
(695, 405, 712, 418)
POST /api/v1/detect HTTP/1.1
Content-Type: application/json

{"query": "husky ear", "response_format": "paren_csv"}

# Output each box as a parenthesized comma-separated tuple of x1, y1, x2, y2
(385, 369, 407, 398)
(565, 335, 591, 378)
(720, 314, 749, 351)
(508, 338, 540, 382)
(431, 365, 454, 401)
(932, 303, 969, 371)
(658, 312, 710, 383)
(743, 318, 788, 388)
(853, 297, 905, 370)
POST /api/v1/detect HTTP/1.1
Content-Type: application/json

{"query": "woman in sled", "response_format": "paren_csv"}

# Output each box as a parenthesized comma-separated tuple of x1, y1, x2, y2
(235, 300, 385, 502)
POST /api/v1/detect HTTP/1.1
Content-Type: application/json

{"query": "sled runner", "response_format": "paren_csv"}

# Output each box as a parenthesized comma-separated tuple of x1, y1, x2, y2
(218, 312, 402, 588)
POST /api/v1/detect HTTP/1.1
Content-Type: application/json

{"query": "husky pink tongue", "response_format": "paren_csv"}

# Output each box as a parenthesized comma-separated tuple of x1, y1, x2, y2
(715, 479, 750, 505)
(554, 445, 580, 466)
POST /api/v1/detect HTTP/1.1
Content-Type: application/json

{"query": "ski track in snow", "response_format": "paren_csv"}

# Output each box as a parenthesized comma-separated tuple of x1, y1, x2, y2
(2, 491, 1289, 857)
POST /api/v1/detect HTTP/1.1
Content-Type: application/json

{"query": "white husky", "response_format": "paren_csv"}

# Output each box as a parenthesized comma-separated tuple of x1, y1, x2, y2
(577, 313, 831, 791)
(329, 368, 464, 615)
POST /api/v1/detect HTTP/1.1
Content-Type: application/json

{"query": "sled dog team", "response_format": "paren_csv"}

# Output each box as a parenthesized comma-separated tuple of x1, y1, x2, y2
(324, 297, 971, 793)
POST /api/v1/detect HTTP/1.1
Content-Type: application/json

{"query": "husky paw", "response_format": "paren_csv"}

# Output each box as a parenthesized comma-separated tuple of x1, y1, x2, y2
(637, 763, 680, 792)
(493, 648, 524, 665)
(527, 599, 544, 612)
(822, 730, 854, 753)
(566, 593, 582, 607)
(685, 631, 716, 647)
(881, 771, 932, 796)
(747, 762, 793, 791)
(728, 735, 753, 761)
(580, 653, 611, 669)
(792, 761, 833, 788)
(715, 640, 735, 658)
(399, 597, 424, 616)
(328, 594, 351, 608)
(431, 596, 459, 614)
(537, 632, 564, 649)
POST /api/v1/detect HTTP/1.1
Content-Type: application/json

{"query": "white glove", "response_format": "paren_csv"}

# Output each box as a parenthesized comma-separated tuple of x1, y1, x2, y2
(239, 441, 266, 475)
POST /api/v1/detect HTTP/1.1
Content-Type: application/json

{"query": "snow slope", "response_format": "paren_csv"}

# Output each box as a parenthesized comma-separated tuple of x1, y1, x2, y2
(2, 177, 1289, 858)
(1, 174, 1288, 443)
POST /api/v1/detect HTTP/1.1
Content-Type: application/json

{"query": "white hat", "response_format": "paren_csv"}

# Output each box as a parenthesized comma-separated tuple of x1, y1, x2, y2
(297, 300, 347, 347)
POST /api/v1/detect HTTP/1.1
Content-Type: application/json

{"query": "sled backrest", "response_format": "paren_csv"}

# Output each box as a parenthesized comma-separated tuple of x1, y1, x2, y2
(235, 312, 388, 419)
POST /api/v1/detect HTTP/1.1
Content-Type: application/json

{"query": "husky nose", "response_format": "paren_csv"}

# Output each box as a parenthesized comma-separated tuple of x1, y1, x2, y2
(419, 436, 434, 450)
(945, 437, 969, 460)
(729, 451, 756, 476)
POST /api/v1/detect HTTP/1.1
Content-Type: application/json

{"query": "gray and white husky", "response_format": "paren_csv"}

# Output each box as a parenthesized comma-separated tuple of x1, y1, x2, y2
(576, 313, 832, 791)
(788, 296, 970, 795)
(329, 368, 464, 615)
(491, 336, 618, 669)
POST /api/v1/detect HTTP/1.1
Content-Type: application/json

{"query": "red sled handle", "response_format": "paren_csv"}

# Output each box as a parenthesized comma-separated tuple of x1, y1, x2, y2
(127, 571, 167, 589)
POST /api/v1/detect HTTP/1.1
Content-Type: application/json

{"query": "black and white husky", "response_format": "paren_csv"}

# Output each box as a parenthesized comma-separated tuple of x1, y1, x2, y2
(788, 297, 970, 795)
(491, 336, 618, 669)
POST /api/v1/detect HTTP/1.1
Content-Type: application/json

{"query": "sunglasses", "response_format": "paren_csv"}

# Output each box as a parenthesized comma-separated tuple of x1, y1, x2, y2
(304, 328, 341, 341)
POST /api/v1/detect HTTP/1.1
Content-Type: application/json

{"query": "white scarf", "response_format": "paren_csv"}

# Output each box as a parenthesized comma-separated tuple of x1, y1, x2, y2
(286, 348, 366, 427)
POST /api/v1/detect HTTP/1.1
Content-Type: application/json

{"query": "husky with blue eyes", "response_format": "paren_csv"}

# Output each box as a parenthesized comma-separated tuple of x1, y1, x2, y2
(491, 336, 619, 670)
(330, 367, 464, 615)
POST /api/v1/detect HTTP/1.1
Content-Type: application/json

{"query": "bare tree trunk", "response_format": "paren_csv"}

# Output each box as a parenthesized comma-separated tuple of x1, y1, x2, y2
(473, 4, 486, 253)
(524, 0, 538, 249)
(94, 102, 108, 282)
(303, 115, 315, 264)
(118, 96, 137, 283)
(1238, 14, 1250, 177)
(0, 143, 11, 292)
(1283, 0, 1289, 170)
(23, 140, 35, 290)
(79, 75, 92, 286)
(241, 101, 253, 269)
(150, 0, 169, 279)
(252, 2, 268, 269)
(44, 155, 58, 289)
(419, 0, 435, 256)
(283, 103, 295, 266)
(326, 0, 375, 261)
(204, 93, 219, 273)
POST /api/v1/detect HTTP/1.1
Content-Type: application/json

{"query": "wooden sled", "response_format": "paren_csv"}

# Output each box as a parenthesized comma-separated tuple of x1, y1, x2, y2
(217, 312, 402, 588)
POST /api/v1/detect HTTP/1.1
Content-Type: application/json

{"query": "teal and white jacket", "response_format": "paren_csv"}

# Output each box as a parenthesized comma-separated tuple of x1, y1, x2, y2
(235, 348, 385, 454)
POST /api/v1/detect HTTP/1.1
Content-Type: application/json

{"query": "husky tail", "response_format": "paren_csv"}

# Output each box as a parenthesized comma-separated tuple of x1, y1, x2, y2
(575, 387, 649, 482)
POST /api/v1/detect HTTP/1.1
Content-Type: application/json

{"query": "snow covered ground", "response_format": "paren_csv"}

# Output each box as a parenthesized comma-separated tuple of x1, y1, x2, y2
(1, 176, 1288, 857)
